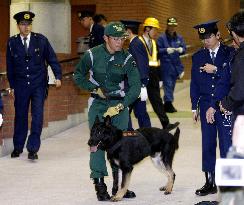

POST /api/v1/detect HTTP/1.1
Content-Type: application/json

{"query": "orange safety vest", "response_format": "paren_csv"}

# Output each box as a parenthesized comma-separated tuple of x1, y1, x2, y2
(138, 36, 160, 67)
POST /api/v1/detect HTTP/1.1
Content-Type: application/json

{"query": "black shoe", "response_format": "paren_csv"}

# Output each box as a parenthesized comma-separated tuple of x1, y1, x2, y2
(94, 178, 111, 201)
(112, 188, 136, 198)
(195, 184, 217, 196)
(164, 102, 177, 113)
(165, 122, 180, 131)
(11, 150, 22, 158)
(123, 190, 136, 198)
(195, 172, 217, 196)
(195, 201, 219, 205)
(28, 152, 38, 160)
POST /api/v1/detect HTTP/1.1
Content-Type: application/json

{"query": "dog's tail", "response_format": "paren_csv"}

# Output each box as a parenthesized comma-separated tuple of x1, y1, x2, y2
(173, 127, 180, 150)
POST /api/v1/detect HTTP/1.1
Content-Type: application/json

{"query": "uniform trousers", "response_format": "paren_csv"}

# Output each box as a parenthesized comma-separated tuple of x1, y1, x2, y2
(128, 98, 151, 130)
(147, 67, 169, 128)
(162, 72, 178, 102)
(199, 100, 232, 172)
(13, 84, 46, 152)
(88, 99, 129, 179)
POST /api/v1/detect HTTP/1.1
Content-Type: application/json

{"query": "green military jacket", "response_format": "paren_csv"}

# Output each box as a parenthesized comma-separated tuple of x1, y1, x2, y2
(74, 44, 141, 108)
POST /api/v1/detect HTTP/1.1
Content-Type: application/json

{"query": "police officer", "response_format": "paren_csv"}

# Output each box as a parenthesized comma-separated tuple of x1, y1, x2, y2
(190, 20, 233, 196)
(120, 20, 151, 130)
(140, 17, 179, 130)
(78, 10, 104, 48)
(0, 95, 3, 127)
(74, 22, 141, 201)
(157, 17, 186, 113)
(220, 11, 244, 124)
(6, 11, 62, 160)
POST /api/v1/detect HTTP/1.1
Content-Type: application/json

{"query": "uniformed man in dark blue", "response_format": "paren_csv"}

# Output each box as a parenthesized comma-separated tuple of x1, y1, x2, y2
(190, 20, 234, 196)
(6, 11, 62, 160)
(157, 17, 186, 113)
(78, 10, 105, 48)
(120, 20, 151, 130)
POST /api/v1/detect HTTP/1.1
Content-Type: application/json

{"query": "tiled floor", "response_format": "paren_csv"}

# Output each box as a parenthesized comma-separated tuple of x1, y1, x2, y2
(0, 81, 219, 205)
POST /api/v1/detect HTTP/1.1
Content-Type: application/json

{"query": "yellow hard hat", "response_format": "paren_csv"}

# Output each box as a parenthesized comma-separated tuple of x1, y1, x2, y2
(143, 17, 160, 29)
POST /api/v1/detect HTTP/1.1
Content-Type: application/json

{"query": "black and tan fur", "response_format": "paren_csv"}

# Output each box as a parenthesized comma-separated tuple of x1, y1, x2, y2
(88, 116, 180, 201)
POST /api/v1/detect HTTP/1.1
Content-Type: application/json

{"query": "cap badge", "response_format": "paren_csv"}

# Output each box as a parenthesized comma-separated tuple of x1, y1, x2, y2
(199, 28, 205, 34)
(24, 14, 30, 20)
(113, 25, 122, 31)
(169, 18, 176, 23)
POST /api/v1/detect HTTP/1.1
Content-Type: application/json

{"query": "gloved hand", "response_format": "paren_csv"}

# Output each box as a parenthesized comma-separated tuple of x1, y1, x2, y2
(159, 81, 163, 88)
(0, 114, 3, 127)
(175, 47, 184, 53)
(178, 71, 184, 79)
(96, 88, 106, 98)
(166, 47, 175, 54)
(103, 103, 124, 117)
(140, 87, 148, 101)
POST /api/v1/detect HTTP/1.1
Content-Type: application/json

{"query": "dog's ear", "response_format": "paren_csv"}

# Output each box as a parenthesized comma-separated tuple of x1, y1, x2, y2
(104, 115, 112, 126)
(95, 115, 100, 124)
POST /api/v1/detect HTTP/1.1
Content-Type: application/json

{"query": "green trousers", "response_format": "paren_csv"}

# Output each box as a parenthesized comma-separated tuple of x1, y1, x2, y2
(88, 98, 129, 179)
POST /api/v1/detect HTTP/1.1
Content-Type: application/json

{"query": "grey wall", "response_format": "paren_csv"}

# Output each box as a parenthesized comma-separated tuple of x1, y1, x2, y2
(10, 0, 71, 53)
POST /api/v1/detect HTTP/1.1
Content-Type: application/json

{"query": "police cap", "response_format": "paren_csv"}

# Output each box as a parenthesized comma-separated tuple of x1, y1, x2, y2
(194, 20, 219, 39)
(120, 20, 141, 34)
(13, 11, 35, 24)
(167, 17, 178, 26)
(104, 22, 127, 37)
(120, 20, 141, 29)
(78, 10, 94, 20)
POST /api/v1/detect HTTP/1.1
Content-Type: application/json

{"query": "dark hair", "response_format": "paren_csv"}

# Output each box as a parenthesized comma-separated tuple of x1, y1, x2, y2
(78, 10, 94, 19)
(93, 14, 107, 24)
(228, 11, 244, 37)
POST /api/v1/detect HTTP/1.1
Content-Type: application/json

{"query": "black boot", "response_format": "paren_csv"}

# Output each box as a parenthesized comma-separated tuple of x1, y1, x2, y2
(195, 172, 217, 196)
(164, 101, 177, 113)
(112, 171, 136, 198)
(93, 178, 110, 201)
(11, 149, 23, 158)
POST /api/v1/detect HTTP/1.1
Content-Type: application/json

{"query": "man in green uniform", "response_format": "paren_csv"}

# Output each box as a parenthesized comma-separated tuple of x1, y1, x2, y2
(74, 22, 141, 201)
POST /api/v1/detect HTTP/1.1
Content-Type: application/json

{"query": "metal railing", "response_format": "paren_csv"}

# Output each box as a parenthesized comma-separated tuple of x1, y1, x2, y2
(0, 55, 80, 96)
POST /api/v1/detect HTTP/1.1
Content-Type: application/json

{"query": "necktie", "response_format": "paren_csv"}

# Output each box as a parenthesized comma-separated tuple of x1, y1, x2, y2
(148, 39, 152, 55)
(211, 51, 215, 64)
(23, 37, 28, 55)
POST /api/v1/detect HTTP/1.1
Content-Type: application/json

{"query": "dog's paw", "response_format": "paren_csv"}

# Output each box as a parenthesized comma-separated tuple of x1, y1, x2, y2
(111, 195, 123, 202)
(164, 190, 172, 195)
(159, 186, 166, 191)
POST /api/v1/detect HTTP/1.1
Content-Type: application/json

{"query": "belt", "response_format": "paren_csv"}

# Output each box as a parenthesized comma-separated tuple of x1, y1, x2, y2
(91, 93, 124, 101)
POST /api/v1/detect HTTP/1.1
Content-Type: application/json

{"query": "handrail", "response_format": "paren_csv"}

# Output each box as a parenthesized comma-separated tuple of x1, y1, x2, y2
(59, 56, 80, 64)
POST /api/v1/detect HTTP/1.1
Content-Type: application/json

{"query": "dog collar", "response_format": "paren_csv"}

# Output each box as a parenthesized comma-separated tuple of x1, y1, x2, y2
(122, 131, 138, 137)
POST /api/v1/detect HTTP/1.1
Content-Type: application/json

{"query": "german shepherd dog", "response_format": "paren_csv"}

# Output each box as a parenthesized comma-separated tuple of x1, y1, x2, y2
(88, 116, 180, 201)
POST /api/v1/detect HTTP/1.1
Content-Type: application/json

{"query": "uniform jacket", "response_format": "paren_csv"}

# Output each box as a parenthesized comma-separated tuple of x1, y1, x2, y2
(157, 31, 186, 76)
(74, 44, 141, 108)
(190, 43, 233, 110)
(211, 49, 236, 108)
(222, 42, 244, 114)
(89, 23, 104, 48)
(6, 32, 62, 89)
(129, 36, 149, 86)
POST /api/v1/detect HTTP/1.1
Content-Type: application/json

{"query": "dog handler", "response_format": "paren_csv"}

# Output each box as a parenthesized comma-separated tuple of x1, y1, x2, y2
(74, 22, 141, 201)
